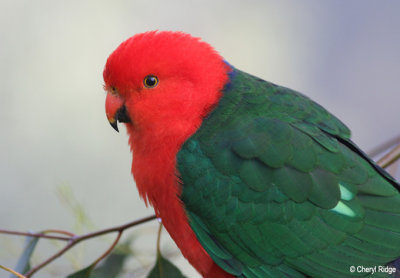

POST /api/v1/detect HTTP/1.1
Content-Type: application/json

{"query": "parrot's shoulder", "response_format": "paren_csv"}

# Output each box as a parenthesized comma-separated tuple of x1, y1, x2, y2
(202, 67, 351, 142)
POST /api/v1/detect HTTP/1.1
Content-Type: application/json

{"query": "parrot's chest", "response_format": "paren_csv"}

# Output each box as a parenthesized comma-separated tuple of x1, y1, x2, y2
(129, 140, 225, 276)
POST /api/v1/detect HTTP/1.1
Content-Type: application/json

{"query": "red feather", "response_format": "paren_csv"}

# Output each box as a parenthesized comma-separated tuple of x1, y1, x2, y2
(104, 31, 232, 277)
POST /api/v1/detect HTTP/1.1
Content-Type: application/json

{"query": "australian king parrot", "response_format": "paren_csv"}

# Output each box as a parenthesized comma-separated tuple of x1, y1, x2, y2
(104, 31, 400, 278)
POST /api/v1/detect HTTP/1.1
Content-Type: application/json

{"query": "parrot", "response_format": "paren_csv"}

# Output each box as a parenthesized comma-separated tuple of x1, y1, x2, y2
(103, 31, 400, 278)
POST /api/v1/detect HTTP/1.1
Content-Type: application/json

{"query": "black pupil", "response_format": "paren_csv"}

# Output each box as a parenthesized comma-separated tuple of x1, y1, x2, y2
(145, 76, 157, 87)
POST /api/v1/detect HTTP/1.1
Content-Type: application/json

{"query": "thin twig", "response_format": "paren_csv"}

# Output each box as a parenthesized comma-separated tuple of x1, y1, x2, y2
(369, 134, 400, 157)
(77, 214, 157, 241)
(0, 264, 27, 278)
(377, 143, 400, 169)
(42, 229, 76, 237)
(156, 223, 164, 278)
(156, 223, 163, 258)
(22, 214, 156, 277)
(93, 231, 123, 266)
(24, 238, 76, 277)
(0, 230, 70, 241)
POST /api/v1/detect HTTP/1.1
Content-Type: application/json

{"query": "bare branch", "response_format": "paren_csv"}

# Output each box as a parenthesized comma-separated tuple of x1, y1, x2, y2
(92, 231, 123, 266)
(42, 229, 76, 237)
(156, 223, 164, 277)
(24, 237, 77, 277)
(0, 264, 27, 278)
(156, 223, 163, 258)
(23, 214, 156, 277)
(77, 214, 157, 241)
(0, 215, 157, 277)
(369, 134, 400, 157)
(378, 143, 400, 169)
(0, 230, 70, 241)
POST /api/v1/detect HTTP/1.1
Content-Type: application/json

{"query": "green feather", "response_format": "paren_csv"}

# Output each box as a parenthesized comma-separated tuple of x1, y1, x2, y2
(273, 167, 313, 202)
(239, 159, 274, 192)
(308, 168, 340, 209)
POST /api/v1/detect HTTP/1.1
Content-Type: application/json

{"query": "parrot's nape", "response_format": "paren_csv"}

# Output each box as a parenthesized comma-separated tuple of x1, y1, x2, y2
(104, 31, 400, 278)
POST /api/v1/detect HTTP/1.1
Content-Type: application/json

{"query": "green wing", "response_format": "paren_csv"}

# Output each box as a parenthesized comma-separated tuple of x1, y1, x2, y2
(177, 68, 400, 278)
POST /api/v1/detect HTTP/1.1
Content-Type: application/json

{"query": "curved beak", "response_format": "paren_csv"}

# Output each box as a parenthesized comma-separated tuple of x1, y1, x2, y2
(105, 93, 131, 132)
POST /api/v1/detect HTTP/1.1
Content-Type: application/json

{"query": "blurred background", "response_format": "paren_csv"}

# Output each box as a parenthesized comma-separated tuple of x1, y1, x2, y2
(0, 0, 399, 277)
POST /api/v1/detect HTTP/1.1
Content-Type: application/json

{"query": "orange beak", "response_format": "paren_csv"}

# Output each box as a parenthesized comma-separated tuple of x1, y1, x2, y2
(105, 93, 131, 132)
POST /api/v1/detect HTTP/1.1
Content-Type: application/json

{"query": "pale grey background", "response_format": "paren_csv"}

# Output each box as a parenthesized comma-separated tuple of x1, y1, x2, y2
(0, 1, 399, 277)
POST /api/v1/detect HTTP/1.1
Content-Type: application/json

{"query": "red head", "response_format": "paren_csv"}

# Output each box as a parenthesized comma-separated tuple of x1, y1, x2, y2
(104, 31, 230, 204)
(104, 31, 229, 139)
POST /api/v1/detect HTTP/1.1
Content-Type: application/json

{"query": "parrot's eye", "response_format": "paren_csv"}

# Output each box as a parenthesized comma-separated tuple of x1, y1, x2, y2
(143, 75, 159, 88)
(110, 86, 118, 95)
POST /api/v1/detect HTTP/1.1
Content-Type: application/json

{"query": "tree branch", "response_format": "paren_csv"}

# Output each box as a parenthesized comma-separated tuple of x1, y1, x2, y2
(0, 230, 71, 241)
(377, 143, 400, 169)
(0, 264, 27, 278)
(0, 215, 157, 277)
(156, 223, 163, 258)
(369, 134, 400, 157)
(92, 231, 123, 267)
(23, 214, 156, 277)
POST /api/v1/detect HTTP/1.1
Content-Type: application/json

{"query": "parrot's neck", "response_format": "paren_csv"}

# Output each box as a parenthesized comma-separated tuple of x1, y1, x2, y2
(127, 123, 194, 207)
(125, 102, 232, 277)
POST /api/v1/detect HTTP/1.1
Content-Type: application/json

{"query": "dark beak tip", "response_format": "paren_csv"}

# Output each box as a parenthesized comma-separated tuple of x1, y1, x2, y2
(107, 104, 130, 133)
(110, 121, 119, 132)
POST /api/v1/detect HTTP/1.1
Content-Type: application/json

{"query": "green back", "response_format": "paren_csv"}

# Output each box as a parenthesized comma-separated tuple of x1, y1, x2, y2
(177, 67, 400, 278)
